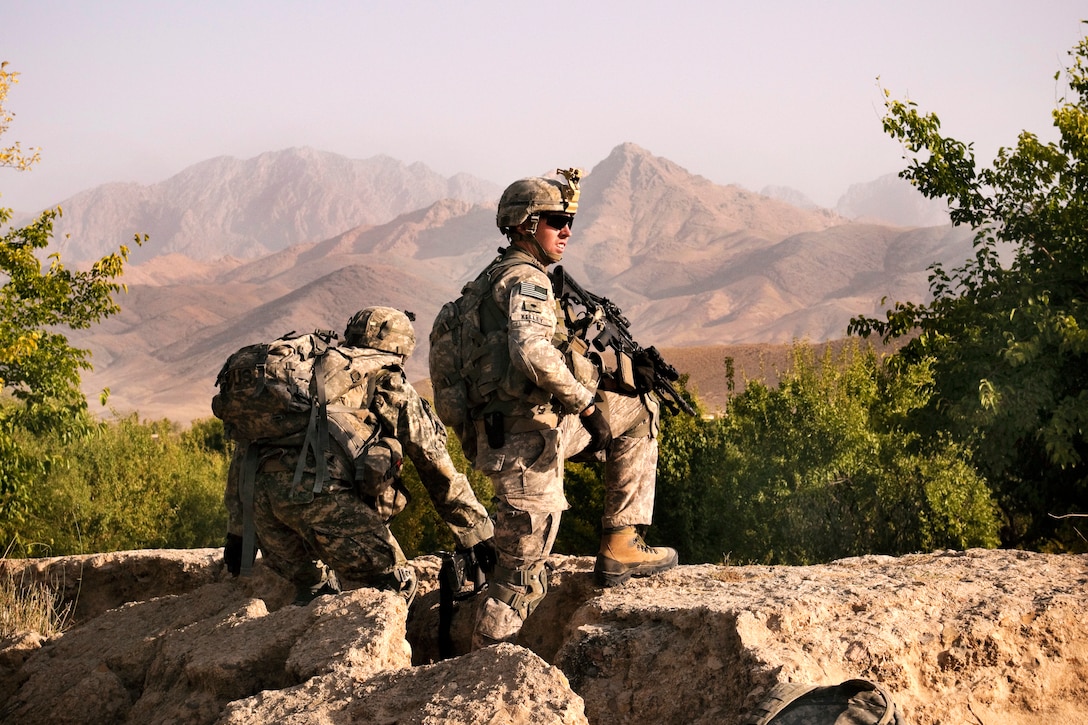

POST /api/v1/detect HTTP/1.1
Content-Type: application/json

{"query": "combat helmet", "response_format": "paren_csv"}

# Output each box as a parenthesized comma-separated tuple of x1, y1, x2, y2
(344, 307, 417, 357)
(496, 167, 582, 236)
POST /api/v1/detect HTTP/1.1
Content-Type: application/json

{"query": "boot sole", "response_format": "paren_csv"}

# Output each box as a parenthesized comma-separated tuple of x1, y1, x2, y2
(594, 553, 678, 588)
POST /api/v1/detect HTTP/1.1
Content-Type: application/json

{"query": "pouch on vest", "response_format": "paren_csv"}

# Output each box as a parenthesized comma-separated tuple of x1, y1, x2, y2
(355, 437, 403, 498)
(567, 349, 601, 392)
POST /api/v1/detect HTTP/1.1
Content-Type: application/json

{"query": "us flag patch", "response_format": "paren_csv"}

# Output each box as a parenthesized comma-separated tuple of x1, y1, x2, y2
(518, 282, 549, 301)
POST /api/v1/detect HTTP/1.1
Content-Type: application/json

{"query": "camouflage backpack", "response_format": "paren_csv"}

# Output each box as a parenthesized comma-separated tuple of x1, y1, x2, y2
(744, 679, 906, 725)
(428, 255, 525, 463)
(212, 329, 337, 444)
(212, 328, 404, 467)
(213, 329, 403, 575)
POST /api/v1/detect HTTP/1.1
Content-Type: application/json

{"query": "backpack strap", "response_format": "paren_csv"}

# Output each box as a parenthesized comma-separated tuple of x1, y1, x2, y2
(294, 350, 332, 494)
(239, 442, 260, 577)
(295, 342, 390, 495)
(291, 333, 337, 495)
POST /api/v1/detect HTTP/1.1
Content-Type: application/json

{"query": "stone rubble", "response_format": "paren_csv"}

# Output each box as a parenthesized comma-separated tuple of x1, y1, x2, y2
(1, 548, 1085, 724)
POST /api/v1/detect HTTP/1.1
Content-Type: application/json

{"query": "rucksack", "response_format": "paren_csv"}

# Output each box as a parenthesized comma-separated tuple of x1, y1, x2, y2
(212, 329, 402, 575)
(212, 329, 338, 444)
(429, 255, 526, 462)
(212, 328, 405, 465)
(744, 679, 906, 725)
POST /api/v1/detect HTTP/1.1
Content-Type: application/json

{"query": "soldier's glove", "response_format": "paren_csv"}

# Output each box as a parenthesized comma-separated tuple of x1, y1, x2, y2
(579, 405, 613, 455)
(632, 349, 657, 393)
(224, 533, 244, 577)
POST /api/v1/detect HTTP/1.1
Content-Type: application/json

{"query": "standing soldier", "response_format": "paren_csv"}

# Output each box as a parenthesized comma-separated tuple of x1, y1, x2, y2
(432, 168, 677, 649)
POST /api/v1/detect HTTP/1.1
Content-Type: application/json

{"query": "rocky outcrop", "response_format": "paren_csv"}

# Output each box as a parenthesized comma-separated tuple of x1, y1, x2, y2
(2, 548, 1086, 724)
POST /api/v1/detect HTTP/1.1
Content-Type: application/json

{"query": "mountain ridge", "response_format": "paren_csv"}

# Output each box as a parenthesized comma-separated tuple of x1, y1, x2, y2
(42, 143, 968, 424)
(42, 147, 502, 264)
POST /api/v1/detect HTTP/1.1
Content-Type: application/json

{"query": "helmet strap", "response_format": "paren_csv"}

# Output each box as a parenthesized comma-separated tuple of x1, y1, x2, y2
(534, 237, 562, 264)
(511, 236, 561, 265)
(511, 218, 561, 265)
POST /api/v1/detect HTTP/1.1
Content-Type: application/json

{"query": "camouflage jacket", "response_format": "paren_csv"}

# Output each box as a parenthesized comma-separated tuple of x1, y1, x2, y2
(487, 246, 596, 420)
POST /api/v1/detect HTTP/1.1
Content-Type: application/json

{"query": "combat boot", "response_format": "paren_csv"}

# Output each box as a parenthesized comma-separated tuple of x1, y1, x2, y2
(594, 526, 678, 587)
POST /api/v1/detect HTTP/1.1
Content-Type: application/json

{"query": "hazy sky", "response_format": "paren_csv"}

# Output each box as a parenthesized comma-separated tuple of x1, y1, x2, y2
(2, 1, 1085, 213)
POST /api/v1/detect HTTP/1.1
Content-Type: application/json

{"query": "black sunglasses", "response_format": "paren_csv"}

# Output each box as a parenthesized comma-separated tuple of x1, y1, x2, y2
(541, 213, 575, 231)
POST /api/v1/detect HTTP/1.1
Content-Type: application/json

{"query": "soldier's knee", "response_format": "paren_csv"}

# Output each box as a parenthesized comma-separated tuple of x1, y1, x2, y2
(487, 560, 549, 620)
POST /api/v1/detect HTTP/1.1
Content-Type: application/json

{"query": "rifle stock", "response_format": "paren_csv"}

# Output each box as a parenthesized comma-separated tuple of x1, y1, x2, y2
(550, 266, 696, 416)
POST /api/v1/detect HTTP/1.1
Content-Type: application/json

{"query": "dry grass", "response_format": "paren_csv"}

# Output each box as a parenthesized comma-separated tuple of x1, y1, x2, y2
(1, 542, 76, 639)
(0, 570, 73, 638)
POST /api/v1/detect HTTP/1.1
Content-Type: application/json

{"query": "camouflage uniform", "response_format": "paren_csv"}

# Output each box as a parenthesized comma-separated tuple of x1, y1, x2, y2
(225, 359, 494, 600)
(469, 246, 660, 646)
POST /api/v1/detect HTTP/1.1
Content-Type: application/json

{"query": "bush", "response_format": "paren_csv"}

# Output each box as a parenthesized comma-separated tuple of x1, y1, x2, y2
(652, 342, 1000, 565)
(3, 414, 229, 557)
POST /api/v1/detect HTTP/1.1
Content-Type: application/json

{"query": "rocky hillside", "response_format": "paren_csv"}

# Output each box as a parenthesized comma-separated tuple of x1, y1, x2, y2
(2, 548, 1085, 724)
(43, 147, 501, 263)
(49, 143, 970, 424)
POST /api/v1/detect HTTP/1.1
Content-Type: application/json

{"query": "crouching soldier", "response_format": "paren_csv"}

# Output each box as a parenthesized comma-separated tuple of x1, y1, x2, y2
(222, 307, 495, 605)
(430, 169, 677, 649)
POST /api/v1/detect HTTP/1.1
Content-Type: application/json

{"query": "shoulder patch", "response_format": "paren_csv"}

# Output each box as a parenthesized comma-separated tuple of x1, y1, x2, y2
(518, 281, 549, 301)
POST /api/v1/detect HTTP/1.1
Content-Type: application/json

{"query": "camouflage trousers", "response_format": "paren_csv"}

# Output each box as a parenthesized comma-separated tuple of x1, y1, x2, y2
(251, 469, 407, 595)
(473, 390, 660, 647)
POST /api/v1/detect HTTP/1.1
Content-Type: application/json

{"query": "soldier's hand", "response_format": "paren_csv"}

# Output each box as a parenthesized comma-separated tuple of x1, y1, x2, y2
(632, 349, 657, 393)
(579, 405, 613, 454)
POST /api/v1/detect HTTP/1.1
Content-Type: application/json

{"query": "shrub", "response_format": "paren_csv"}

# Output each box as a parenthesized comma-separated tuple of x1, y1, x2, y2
(4, 414, 228, 556)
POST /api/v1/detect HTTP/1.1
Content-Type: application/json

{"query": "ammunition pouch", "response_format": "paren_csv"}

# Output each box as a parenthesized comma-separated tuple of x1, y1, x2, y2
(478, 402, 559, 450)
(354, 436, 403, 498)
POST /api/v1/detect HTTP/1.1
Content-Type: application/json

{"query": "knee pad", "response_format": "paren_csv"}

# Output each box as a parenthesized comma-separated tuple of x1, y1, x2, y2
(487, 561, 549, 620)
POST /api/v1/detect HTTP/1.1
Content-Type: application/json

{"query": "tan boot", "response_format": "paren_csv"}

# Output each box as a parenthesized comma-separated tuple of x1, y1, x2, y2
(594, 526, 678, 587)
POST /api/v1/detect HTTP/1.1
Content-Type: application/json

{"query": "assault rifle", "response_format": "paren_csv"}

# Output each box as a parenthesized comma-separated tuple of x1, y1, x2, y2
(550, 266, 696, 416)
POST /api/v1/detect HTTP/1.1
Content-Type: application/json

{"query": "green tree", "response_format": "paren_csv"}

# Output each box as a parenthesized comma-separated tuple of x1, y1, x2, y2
(849, 28, 1088, 550)
(0, 62, 40, 171)
(390, 432, 495, 557)
(1, 63, 143, 531)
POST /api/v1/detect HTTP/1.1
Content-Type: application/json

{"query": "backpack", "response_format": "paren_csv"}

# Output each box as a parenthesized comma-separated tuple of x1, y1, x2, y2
(429, 255, 526, 462)
(212, 328, 404, 462)
(744, 679, 906, 725)
(212, 329, 338, 444)
(212, 329, 402, 575)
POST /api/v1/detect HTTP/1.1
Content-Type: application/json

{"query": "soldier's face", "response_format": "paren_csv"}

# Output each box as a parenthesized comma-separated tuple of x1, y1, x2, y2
(529, 213, 571, 262)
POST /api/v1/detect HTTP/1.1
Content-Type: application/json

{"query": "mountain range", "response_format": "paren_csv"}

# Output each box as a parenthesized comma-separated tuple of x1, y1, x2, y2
(28, 143, 968, 424)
